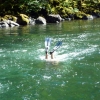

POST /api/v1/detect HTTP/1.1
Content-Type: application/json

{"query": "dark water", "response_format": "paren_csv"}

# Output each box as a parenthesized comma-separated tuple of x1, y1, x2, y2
(0, 19, 100, 100)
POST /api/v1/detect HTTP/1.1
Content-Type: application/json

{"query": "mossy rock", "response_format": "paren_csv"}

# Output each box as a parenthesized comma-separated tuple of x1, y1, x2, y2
(17, 14, 30, 25)
(4, 15, 17, 22)
(0, 17, 6, 21)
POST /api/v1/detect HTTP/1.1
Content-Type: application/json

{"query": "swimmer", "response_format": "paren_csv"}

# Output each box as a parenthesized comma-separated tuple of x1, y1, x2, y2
(45, 38, 62, 60)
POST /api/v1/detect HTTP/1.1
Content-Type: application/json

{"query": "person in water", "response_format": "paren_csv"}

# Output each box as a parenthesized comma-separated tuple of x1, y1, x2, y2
(45, 49, 53, 59)
(45, 38, 62, 59)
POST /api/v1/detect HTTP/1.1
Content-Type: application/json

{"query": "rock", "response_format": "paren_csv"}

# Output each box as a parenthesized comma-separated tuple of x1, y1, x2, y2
(46, 14, 63, 23)
(35, 16, 46, 25)
(83, 14, 94, 20)
(17, 14, 30, 25)
(0, 20, 19, 28)
(0, 21, 9, 27)
(0, 17, 6, 21)
(29, 17, 35, 25)
(87, 15, 94, 20)
(6, 20, 20, 27)
(4, 15, 17, 22)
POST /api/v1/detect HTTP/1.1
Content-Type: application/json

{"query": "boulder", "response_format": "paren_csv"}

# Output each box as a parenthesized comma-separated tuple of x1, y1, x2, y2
(29, 17, 35, 25)
(17, 14, 30, 25)
(0, 17, 6, 21)
(6, 20, 20, 27)
(86, 15, 94, 20)
(4, 15, 17, 22)
(46, 14, 63, 23)
(82, 14, 94, 20)
(0, 20, 19, 28)
(0, 21, 9, 28)
(35, 16, 46, 25)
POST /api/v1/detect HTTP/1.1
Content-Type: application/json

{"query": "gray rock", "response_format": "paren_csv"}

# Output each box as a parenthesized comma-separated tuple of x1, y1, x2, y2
(35, 16, 46, 25)
(6, 20, 20, 27)
(29, 17, 35, 25)
(87, 15, 94, 20)
(46, 14, 63, 23)
(0, 20, 20, 28)
(83, 15, 94, 20)
(0, 21, 9, 27)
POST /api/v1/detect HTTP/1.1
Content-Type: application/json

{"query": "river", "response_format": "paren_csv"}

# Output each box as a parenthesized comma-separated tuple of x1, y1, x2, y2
(0, 19, 100, 100)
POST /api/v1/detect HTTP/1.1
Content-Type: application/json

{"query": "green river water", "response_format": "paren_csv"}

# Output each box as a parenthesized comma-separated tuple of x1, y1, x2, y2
(0, 19, 100, 100)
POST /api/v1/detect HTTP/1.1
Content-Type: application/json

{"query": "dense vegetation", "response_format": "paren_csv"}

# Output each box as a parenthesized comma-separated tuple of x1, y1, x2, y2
(0, 0, 100, 18)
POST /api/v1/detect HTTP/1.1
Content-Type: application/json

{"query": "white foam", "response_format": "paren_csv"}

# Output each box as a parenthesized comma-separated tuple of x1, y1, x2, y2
(0, 49, 4, 52)
(38, 41, 98, 62)
(22, 50, 27, 52)
(12, 50, 20, 52)
(43, 75, 51, 80)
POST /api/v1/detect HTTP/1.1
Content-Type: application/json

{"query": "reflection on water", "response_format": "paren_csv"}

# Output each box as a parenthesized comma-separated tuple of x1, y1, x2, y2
(0, 19, 100, 100)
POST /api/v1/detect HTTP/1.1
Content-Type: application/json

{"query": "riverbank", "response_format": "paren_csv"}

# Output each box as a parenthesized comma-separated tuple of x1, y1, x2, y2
(0, 11, 98, 29)
(1, 1, 100, 28)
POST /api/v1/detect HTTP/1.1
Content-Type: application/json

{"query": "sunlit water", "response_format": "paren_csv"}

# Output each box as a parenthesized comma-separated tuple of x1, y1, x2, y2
(0, 19, 100, 100)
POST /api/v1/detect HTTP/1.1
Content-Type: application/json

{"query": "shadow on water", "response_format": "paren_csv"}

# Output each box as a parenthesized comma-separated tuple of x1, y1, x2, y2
(0, 19, 100, 100)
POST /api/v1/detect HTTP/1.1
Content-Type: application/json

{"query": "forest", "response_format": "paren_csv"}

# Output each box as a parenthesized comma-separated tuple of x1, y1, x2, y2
(0, 0, 100, 19)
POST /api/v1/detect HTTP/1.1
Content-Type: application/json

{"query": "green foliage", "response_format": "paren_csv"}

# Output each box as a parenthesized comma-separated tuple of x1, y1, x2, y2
(0, 0, 47, 15)
(0, 0, 100, 18)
